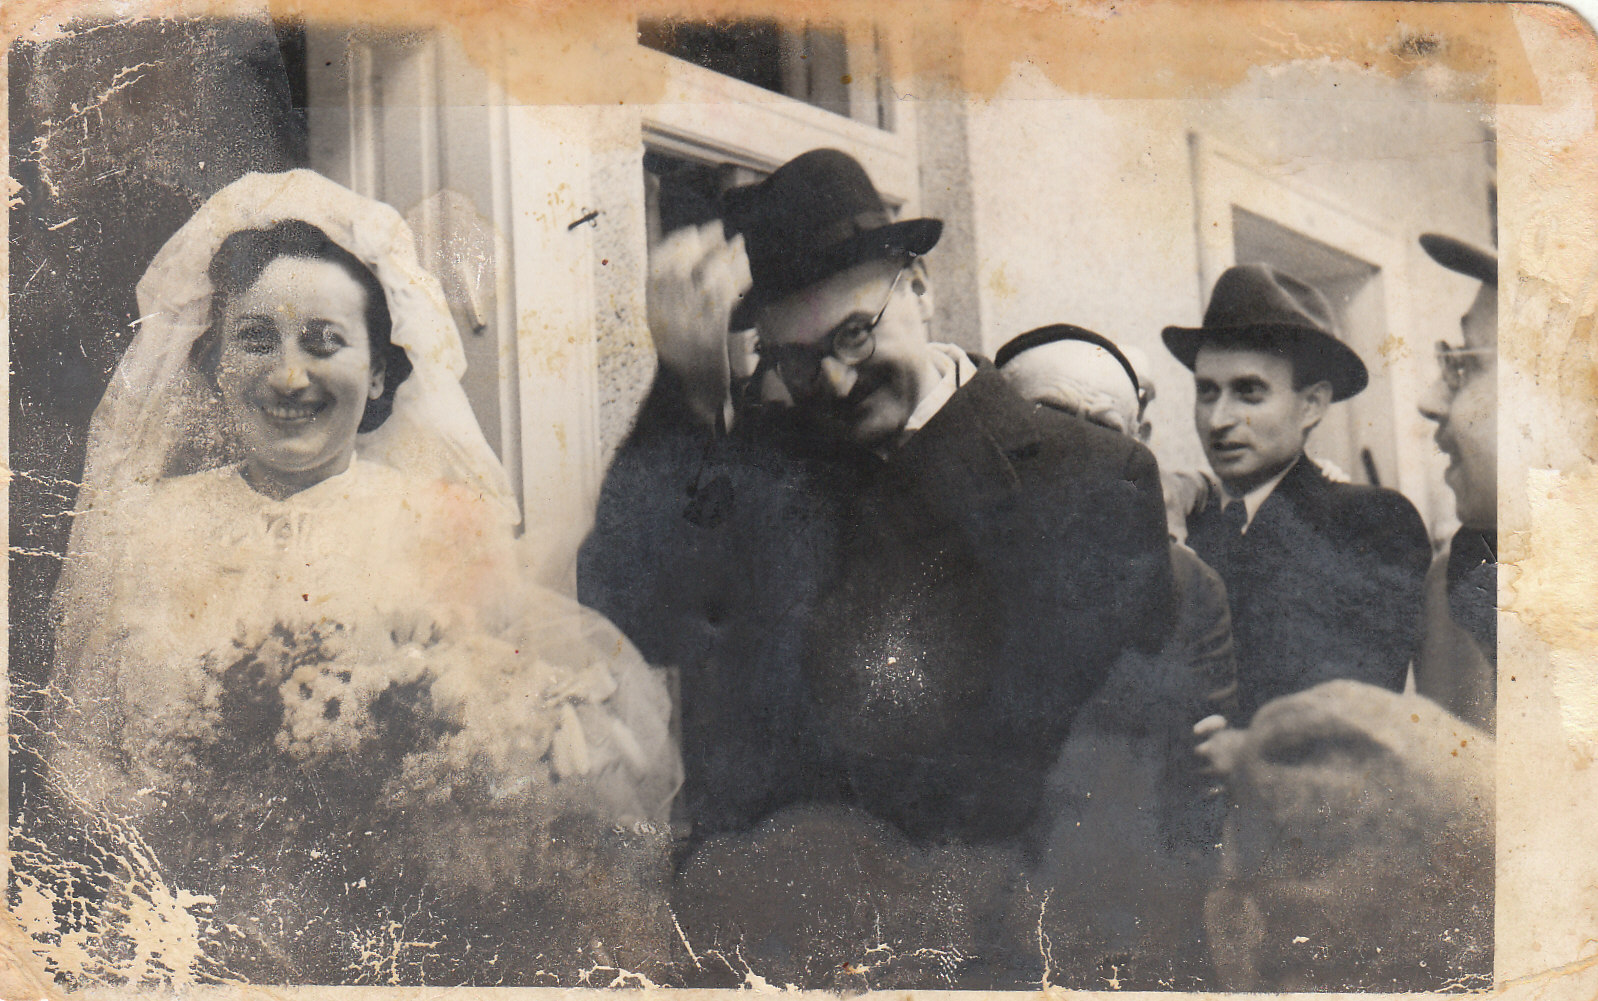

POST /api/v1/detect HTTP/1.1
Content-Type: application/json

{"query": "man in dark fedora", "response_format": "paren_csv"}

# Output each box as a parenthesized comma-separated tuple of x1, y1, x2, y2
(1415, 233, 1497, 733)
(1163, 264, 1431, 722)
(1189, 246, 1498, 992)
(580, 149, 1173, 986)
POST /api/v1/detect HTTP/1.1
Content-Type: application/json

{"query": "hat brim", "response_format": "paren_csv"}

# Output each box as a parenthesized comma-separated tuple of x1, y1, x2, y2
(1161, 323, 1370, 402)
(1420, 233, 1497, 286)
(730, 217, 943, 331)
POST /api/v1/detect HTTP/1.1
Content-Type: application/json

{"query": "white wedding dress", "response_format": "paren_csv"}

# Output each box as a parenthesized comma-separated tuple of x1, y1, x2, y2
(32, 171, 681, 986)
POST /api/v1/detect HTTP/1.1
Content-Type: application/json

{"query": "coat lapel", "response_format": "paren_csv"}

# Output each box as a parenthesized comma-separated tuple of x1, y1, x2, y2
(901, 364, 1038, 475)
(1246, 457, 1327, 542)
(881, 365, 1030, 531)
(1191, 457, 1322, 585)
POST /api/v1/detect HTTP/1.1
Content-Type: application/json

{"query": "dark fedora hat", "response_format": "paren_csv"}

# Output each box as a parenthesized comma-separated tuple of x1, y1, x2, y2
(724, 148, 942, 331)
(1162, 263, 1369, 402)
(1420, 233, 1497, 286)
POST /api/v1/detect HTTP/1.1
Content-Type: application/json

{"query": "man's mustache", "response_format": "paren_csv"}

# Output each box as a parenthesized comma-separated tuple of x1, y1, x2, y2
(805, 367, 889, 418)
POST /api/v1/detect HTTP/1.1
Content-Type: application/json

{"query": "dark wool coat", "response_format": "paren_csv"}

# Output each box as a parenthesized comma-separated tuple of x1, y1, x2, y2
(1184, 457, 1431, 722)
(579, 362, 1174, 846)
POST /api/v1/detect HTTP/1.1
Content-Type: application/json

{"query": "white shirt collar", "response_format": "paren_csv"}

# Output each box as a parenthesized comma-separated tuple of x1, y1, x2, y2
(900, 343, 977, 442)
(1224, 456, 1300, 532)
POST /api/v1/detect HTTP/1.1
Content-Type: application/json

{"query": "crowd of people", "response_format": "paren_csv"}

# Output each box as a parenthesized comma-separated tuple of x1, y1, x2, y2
(25, 147, 1496, 989)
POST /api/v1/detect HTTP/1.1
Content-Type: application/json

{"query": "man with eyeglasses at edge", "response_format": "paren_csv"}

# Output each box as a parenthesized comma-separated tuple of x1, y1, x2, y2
(1415, 234, 1497, 734)
(579, 149, 1174, 985)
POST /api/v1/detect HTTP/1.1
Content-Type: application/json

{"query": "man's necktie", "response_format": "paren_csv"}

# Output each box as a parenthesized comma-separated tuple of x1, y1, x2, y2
(1222, 500, 1248, 539)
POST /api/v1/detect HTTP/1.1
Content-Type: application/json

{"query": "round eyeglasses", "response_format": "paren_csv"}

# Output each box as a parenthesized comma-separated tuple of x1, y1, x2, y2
(760, 266, 908, 394)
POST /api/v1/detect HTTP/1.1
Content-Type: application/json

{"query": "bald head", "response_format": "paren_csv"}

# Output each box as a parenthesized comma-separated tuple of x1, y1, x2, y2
(1001, 338, 1144, 438)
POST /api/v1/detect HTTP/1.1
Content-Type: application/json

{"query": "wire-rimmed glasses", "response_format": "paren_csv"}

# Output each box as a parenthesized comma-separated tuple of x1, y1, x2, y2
(761, 265, 909, 395)
(1435, 340, 1495, 393)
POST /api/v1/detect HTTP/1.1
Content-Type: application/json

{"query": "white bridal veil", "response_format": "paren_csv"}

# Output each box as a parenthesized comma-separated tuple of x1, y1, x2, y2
(82, 168, 518, 519)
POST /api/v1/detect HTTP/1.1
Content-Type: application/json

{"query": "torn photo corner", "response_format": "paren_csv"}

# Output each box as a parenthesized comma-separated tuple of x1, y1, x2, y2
(4, 0, 1597, 997)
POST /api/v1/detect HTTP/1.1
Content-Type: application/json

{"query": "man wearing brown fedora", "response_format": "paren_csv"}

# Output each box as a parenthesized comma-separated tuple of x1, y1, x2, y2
(581, 149, 1174, 986)
(1415, 233, 1497, 733)
(1163, 264, 1431, 723)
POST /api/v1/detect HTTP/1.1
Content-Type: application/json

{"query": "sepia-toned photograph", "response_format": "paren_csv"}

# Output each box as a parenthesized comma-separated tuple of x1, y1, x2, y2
(3, 0, 1594, 995)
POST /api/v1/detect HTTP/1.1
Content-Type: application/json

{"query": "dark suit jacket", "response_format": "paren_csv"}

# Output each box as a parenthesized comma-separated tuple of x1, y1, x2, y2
(1032, 544, 1235, 984)
(579, 361, 1174, 846)
(1414, 529, 1496, 733)
(1185, 458, 1430, 722)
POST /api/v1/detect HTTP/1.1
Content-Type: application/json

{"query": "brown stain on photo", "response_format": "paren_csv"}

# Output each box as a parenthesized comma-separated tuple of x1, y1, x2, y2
(5, 0, 1539, 105)
(1497, 5, 1598, 659)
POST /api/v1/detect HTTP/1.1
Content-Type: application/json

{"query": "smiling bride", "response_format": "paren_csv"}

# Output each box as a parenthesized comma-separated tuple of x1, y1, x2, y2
(36, 170, 681, 986)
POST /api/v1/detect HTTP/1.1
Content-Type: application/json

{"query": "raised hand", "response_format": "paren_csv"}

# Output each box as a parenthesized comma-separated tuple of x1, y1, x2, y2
(1193, 713, 1239, 789)
(647, 221, 752, 428)
(1162, 467, 1223, 542)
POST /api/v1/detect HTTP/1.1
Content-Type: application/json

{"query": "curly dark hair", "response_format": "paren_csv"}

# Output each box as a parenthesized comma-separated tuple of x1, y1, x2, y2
(192, 219, 413, 433)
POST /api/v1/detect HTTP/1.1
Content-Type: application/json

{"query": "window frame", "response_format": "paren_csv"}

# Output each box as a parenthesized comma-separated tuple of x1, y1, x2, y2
(636, 41, 920, 212)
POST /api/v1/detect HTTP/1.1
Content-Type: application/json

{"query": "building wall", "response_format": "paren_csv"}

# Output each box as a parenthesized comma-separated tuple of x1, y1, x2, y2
(300, 26, 1490, 542)
(963, 62, 1494, 534)
(589, 108, 655, 471)
(916, 97, 984, 355)
(966, 84, 1202, 468)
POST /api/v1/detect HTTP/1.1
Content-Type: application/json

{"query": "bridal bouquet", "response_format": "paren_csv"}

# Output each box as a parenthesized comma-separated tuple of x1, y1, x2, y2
(34, 610, 673, 985)
(126, 611, 630, 830)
